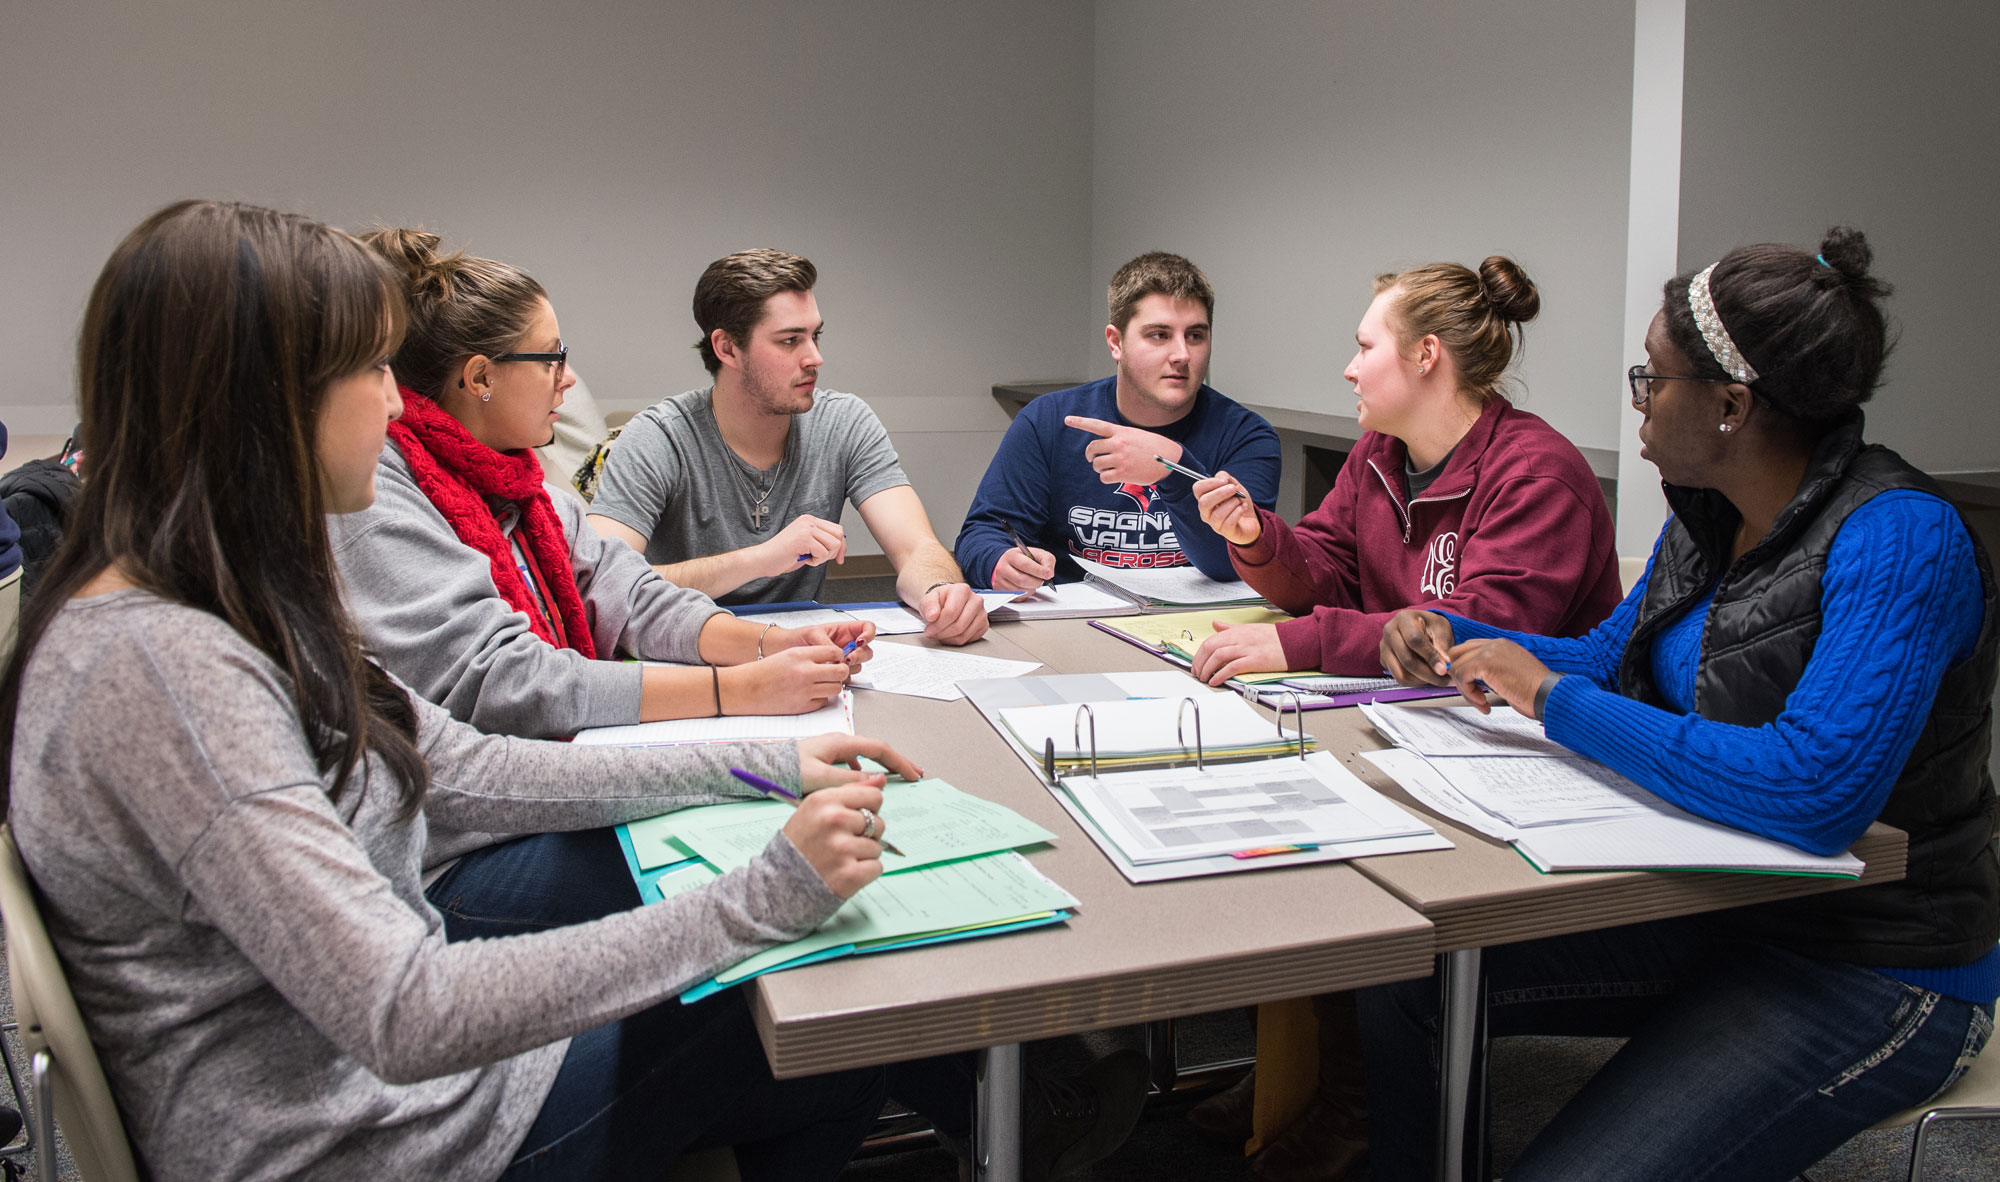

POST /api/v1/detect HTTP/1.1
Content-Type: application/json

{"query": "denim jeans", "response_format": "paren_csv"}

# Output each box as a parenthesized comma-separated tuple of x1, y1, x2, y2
(1356, 916, 1995, 1182)
(426, 830, 977, 1139)
(497, 985, 886, 1181)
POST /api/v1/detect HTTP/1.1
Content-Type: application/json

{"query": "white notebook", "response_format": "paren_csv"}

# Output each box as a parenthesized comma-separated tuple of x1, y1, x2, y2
(573, 691, 853, 747)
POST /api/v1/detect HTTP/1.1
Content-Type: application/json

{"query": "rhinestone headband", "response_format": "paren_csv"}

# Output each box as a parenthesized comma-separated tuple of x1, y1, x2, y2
(1688, 263, 1758, 384)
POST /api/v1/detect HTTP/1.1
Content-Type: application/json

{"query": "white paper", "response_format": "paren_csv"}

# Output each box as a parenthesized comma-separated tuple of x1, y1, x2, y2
(573, 691, 853, 746)
(1360, 703, 1572, 757)
(730, 608, 855, 629)
(1515, 812, 1864, 877)
(1432, 755, 1658, 828)
(841, 606, 927, 635)
(1359, 748, 1522, 840)
(1000, 692, 1289, 759)
(1063, 756, 1433, 863)
(848, 641, 1042, 701)
(990, 582, 1142, 619)
(1078, 559, 1265, 606)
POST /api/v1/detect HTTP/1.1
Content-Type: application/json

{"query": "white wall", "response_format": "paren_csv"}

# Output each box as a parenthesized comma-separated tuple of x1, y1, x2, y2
(0, 0, 1097, 551)
(1678, 0, 2000, 473)
(1089, 0, 1638, 455)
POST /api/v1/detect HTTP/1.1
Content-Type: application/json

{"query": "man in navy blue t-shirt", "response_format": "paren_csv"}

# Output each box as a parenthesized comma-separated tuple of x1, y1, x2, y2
(956, 252, 1280, 589)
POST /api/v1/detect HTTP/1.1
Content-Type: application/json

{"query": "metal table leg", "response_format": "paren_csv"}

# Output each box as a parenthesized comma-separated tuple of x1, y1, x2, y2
(1143, 1018, 1179, 1095)
(1435, 948, 1490, 1182)
(974, 1042, 1024, 1182)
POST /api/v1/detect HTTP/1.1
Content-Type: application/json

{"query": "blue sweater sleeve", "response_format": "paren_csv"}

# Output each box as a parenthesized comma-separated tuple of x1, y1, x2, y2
(1441, 544, 1656, 691)
(1152, 409, 1283, 580)
(1541, 492, 1984, 855)
(955, 406, 1059, 590)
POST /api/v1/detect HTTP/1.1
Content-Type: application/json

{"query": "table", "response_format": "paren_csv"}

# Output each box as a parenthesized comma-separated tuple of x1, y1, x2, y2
(745, 627, 1437, 1181)
(997, 618, 1910, 1182)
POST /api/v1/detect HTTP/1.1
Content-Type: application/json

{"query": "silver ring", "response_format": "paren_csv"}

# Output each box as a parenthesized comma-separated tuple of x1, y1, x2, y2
(859, 807, 878, 840)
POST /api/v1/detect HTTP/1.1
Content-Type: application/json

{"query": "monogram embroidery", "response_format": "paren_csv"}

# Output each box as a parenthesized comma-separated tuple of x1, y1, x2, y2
(1420, 531, 1459, 597)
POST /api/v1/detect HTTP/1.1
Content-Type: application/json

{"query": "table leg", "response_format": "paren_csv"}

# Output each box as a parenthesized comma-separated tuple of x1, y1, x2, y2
(974, 1042, 1024, 1182)
(1435, 948, 1490, 1182)
(1143, 1018, 1179, 1094)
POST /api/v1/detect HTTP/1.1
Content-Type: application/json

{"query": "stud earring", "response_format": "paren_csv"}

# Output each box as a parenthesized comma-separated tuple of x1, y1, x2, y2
(481, 390, 492, 403)
(1719, 423, 1732, 433)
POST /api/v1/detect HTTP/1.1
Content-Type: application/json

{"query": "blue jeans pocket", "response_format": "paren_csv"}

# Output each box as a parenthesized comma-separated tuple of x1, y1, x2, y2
(1919, 1001, 1994, 1106)
(1816, 984, 1941, 1099)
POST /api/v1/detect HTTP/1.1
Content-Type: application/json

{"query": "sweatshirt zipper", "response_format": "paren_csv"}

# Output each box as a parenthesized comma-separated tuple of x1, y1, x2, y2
(1368, 459, 1472, 543)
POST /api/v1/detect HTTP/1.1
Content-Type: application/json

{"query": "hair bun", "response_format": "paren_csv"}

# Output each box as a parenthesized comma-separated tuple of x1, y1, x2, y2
(1476, 256, 1541, 323)
(1812, 225, 1890, 299)
(359, 227, 461, 297)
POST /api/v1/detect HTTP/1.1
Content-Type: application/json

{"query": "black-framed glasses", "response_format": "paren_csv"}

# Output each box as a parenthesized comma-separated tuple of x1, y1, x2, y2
(1626, 364, 1734, 411)
(494, 339, 568, 385)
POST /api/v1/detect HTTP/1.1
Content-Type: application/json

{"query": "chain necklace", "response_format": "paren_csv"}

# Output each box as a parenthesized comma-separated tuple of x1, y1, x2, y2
(725, 455, 781, 531)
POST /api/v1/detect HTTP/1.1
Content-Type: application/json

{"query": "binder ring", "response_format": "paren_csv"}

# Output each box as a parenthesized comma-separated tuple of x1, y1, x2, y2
(1276, 691, 1309, 759)
(1073, 703, 1099, 778)
(1176, 696, 1206, 770)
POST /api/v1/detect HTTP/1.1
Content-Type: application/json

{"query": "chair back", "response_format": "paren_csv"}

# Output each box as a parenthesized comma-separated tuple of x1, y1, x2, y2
(0, 825, 140, 1182)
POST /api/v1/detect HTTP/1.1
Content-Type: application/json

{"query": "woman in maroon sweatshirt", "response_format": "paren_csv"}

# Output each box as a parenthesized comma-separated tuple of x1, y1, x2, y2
(1191, 257, 1622, 683)
(1181, 259, 1624, 1182)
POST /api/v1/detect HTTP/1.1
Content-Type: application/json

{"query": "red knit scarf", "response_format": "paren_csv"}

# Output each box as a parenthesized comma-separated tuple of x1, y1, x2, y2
(386, 389, 597, 659)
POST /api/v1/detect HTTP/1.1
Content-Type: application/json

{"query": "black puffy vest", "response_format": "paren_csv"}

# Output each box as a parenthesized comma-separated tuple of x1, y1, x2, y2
(1624, 414, 1999, 966)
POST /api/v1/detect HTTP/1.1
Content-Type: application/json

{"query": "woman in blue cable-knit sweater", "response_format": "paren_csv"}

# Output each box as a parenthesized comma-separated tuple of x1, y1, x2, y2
(1358, 226, 1997, 1182)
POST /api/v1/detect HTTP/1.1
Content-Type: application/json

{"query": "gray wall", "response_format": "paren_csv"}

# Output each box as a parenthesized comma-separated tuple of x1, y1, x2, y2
(1679, 0, 2000, 473)
(0, 0, 1097, 552)
(1089, 0, 1638, 455)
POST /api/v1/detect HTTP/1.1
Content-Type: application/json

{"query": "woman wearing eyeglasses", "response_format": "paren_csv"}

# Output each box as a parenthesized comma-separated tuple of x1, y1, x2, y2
(2, 199, 908, 1181)
(334, 228, 869, 748)
(1363, 226, 1997, 1181)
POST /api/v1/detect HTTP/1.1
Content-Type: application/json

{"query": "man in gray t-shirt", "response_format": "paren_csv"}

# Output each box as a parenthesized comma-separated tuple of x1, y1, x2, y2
(588, 249, 989, 643)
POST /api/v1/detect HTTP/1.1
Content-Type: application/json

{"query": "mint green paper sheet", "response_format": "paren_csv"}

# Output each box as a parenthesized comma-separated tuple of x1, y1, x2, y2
(713, 850, 1077, 985)
(625, 778, 1057, 875)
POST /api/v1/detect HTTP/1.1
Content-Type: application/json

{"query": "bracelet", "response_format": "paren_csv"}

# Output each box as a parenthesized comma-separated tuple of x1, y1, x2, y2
(1532, 672, 1565, 721)
(757, 622, 775, 660)
(710, 664, 723, 717)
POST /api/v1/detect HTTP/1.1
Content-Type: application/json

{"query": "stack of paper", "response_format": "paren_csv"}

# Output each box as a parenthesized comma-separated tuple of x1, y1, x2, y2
(1358, 703, 1864, 878)
(958, 670, 1453, 882)
(1062, 757, 1436, 865)
(1077, 559, 1268, 612)
(987, 581, 1145, 621)
(615, 777, 1072, 998)
(574, 692, 854, 747)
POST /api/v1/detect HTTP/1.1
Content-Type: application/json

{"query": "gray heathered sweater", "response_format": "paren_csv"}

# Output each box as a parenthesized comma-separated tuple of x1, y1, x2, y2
(8, 591, 842, 1182)
(328, 441, 729, 739)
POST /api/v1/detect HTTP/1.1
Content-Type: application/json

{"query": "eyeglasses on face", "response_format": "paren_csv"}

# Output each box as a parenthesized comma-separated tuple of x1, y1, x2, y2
(493, 339, 568, 385)
(1626, 364, 1735, 411)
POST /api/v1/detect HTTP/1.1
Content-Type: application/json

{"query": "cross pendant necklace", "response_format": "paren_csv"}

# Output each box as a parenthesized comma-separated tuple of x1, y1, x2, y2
(749, 498, 768, 530)
(746, 475, 776, 531)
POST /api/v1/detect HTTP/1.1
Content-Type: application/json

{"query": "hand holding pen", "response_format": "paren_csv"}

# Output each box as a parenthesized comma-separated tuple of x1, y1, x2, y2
(1188, 466, 1263, 547)
(990, 521, 1057, 593)
(733, 767, 909, 860)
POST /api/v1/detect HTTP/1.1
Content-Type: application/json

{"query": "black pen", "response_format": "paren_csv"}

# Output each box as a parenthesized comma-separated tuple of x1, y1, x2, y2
(1001, 521, 1049, 587)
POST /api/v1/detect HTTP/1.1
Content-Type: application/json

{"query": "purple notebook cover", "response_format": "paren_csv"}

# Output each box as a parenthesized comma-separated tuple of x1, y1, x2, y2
(1083, 619, 1458, 710)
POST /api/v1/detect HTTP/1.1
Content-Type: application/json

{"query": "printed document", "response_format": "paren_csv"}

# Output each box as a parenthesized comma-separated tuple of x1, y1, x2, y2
(1062, 756, 1433, 864)
(1360, 702, 1572, 757)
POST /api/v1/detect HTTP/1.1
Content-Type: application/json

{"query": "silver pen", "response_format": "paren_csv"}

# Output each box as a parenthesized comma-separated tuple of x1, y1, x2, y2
(1154, 454, 1247, 498)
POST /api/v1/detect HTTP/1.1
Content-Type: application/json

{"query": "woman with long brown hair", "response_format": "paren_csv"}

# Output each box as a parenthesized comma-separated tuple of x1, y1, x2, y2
(0, 199, 916, 1181)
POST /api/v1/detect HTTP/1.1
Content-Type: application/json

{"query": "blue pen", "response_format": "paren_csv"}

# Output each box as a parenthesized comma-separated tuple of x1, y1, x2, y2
(729, 768, 905, 856)
(842, 638, 862, 656)
(797, 553, 813, 563)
